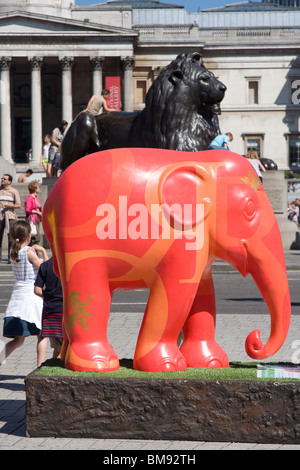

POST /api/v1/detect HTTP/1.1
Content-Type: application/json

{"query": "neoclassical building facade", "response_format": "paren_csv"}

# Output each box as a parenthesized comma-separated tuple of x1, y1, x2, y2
(1, 0, 300, 176)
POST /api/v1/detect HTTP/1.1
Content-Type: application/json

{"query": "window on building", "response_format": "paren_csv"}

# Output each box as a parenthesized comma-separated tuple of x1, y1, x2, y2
(248, 81, 259, 105)
(134, 77, 151, 110)
(288, 135, 300, 169)
(242, 134, 264, 157)
(135, 80, 147, 105)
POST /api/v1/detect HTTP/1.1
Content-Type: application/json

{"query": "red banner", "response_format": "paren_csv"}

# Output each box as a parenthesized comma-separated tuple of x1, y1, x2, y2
(105, 76, 121, 111)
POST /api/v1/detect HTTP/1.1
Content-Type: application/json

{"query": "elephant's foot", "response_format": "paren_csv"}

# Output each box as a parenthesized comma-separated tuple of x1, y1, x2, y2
(133, 342, 187, 372)
(64, 341, 119, 372)
(181, 340, 229, 368)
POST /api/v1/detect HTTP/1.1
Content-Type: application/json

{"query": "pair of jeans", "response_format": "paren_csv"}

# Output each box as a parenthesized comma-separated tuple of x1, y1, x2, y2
(208, 145, 229, 150)
(0, 216, 16, 261)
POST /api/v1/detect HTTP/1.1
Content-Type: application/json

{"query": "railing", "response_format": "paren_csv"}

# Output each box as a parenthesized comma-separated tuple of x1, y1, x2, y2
(236, 28, 271, 36)
(136, 25, 300, 42)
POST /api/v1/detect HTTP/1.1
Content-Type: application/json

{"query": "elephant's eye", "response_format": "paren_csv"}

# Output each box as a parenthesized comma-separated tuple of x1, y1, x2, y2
(244, 199, 256, 221)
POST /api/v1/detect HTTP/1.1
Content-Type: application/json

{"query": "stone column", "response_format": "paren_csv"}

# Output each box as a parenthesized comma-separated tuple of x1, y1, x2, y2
(90, 56, 104, 95)
(29, 56, 43, 166)
(121, 56, 135, 111)
(0, 57, 12, 162)
(60, 56, 74, 124)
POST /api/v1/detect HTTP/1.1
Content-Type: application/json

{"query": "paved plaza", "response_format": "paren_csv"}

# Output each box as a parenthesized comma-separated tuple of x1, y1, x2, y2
(1, 252, 300, 450)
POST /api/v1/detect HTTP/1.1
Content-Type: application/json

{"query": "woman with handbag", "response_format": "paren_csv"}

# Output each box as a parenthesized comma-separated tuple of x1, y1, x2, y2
(25, 181, 43, 246)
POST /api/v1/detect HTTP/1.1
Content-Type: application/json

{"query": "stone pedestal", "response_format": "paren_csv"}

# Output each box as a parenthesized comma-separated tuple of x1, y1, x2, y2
(25, 372, 300, 443)
(263, 170, 300, 250)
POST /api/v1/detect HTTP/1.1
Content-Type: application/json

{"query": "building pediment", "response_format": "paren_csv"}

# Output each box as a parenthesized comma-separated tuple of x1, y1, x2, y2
(0, 10, 136, 36)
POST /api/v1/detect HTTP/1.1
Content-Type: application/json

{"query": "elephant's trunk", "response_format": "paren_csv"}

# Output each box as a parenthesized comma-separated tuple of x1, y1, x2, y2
(243, 223, 291, 360)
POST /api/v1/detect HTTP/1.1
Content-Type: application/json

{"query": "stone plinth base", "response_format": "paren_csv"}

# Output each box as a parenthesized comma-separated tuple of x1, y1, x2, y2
(264, 171, 300, 250)
(25, 372, 300, 443)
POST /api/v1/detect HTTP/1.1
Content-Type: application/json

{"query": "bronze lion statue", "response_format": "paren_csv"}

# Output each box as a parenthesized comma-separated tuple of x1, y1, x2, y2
(60, 52, 226, 170)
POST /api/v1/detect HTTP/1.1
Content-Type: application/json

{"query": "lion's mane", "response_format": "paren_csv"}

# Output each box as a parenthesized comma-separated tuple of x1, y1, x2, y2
(133, 52, 226, 151)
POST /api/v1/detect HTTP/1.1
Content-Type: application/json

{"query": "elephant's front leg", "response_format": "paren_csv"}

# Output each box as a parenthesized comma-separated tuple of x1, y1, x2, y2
(181, 268, 229, 368)
(62, 258, 119, 372)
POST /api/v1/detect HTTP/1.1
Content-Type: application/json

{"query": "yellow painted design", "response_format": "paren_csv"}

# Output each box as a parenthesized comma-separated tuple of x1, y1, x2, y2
(241, 169, 264, 191)
(66, 290, 93, 334)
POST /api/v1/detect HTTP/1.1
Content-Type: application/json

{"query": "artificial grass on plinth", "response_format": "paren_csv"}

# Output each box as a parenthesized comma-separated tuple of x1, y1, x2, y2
(35, 358, 297, 381)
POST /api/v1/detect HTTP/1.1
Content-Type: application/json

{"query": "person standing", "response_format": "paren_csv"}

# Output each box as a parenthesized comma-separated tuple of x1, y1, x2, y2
(0, 174, 21, 263)
(34, 257, 64, 359)
(48, 120, 68, 177)
(40, 134, 51, 177)
(25, 181, 43, 245)
(245, 149, 266, 182)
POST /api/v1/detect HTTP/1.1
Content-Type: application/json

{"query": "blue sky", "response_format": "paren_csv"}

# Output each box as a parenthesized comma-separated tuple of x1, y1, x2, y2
(75, 0, 234, 12)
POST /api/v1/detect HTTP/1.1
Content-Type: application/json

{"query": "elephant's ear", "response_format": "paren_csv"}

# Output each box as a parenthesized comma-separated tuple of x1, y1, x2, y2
(158, 165, 211, 230)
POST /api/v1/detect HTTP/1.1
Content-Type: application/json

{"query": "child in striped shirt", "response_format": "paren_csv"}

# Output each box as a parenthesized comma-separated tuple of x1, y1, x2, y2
(34, 257, 64, 360)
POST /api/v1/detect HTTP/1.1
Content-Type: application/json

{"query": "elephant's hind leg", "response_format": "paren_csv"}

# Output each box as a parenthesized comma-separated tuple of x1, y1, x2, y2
(181, 269, 229, 368)
(62, 259, 119, 372)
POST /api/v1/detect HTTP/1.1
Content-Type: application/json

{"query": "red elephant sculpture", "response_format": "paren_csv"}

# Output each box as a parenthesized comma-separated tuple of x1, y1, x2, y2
(43, 148, 291, 372)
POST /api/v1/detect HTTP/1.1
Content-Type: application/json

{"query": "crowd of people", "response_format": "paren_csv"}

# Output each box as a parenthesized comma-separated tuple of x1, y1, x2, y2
(19, 120, 69, 180)
(288, 198, 300, 224)
(0, 173, 63, 367)
(40, 120, 68, 178)
(26, 90, 113, 179)
(39, 90, 113, 178)
(0, 173, 43, 259)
